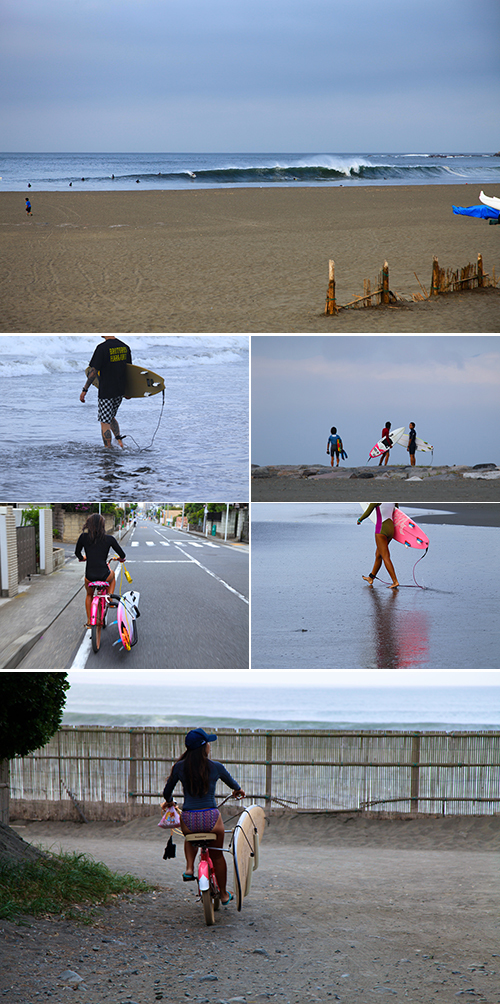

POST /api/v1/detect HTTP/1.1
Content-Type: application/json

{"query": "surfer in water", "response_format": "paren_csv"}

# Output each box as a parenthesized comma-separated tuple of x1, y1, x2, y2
(407, 422, 416, 466)
(357, 503, 399, 589)
(162, 729, 245, 905)
(378, 422, 392, 465)
(80, 335, 132, 448)
(75, 513, 126, 626)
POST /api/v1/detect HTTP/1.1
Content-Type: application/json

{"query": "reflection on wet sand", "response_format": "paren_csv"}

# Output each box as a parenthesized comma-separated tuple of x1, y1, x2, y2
(365, 588, 429, 668)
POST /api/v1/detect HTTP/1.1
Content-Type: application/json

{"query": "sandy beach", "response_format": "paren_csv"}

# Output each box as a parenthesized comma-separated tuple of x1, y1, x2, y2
(252, 467, 500, 502)
(1, 185, 499, 332)
(3, 814, 499, 1003)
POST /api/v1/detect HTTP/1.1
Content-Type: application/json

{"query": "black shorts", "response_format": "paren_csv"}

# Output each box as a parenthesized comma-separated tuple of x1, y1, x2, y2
(97, 397, 122, 423)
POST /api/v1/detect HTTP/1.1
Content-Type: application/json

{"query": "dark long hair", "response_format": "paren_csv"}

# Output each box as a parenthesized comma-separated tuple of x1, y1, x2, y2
(83, 513, 106, 544)
(168, 746, 211, 798)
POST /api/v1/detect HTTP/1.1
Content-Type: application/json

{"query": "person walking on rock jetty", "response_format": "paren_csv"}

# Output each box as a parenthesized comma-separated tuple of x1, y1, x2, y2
(357, 503, 399, 589)
(327, 427, 344, 467)
(378, 421, 392, 466)
(407, 422, 417, 466)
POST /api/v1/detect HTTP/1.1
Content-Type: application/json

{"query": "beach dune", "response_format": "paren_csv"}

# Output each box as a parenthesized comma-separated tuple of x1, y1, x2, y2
(1, 185, 499, 332)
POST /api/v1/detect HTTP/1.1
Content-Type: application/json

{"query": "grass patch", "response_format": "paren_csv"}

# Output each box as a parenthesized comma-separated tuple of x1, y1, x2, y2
(0, 850, 151, 922)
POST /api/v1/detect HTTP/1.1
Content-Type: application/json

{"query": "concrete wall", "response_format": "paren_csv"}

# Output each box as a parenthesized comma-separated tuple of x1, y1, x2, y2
(55, 510, 116, 543)
(0, 507, 19, 598)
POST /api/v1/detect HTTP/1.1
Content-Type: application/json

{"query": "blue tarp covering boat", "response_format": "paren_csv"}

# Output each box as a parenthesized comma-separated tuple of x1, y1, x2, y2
(452, 204, 500, 219)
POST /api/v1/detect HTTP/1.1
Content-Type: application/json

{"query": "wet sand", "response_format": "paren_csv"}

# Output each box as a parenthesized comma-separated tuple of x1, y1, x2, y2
(251, 519, 499, 669)
(4, 815, 499, 1003)
(1, 185, 499, 332)
(252, 468, 500, 502)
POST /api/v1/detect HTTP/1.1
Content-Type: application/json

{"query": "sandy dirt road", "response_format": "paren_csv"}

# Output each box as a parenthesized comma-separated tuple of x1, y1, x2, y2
(1, 814, 499, 1004)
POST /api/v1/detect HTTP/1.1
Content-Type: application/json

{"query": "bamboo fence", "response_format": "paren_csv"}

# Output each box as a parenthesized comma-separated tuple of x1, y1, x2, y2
(8, 727, 500, 821)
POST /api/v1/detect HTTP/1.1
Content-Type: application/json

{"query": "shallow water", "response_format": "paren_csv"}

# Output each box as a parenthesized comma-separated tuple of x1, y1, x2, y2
(0, 336, 248, 499)
(251, 513, 500, 670)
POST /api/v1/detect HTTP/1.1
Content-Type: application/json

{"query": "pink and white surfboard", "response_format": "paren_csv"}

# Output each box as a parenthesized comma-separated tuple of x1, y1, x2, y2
(359, 504, 429, 550)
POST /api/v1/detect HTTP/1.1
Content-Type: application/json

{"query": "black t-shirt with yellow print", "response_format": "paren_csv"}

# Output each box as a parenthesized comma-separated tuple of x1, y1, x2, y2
(89, 338, 132, 399)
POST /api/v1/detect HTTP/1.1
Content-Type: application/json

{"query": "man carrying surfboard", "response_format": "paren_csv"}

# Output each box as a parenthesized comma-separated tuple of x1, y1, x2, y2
(357, 503, 399, 589)
(80, 335, 132, 448)
(407, 422, 416, 466)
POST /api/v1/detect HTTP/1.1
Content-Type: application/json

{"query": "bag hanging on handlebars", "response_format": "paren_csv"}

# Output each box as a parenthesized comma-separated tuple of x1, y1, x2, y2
(158, 806, 181, 828)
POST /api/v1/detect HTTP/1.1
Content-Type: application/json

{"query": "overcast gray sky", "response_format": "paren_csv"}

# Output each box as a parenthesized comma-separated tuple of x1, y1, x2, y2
(2, 0, 499, 151)
(251, 335, 500, 467)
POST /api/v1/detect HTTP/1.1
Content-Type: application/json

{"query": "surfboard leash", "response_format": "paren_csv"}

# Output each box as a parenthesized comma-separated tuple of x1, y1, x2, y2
(374, 546, 429, 589)
(122, 388, 165, 452)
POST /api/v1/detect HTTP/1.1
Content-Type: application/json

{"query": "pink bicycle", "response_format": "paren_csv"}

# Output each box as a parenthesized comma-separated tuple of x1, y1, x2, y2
(88, 559, 121, 653)
(184, 831, 221, 925)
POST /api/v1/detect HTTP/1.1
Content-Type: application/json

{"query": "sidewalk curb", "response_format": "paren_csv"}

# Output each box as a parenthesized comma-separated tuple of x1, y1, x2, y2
(0, 575, 85, 669)
(0, 523, 135, 669)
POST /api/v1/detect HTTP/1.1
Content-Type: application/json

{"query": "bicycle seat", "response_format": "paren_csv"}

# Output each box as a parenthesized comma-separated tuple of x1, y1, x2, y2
(184, 832, 217, 842)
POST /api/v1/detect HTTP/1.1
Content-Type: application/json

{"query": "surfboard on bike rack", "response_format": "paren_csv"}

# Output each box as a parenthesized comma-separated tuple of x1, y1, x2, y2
(232, 805, 265, 911)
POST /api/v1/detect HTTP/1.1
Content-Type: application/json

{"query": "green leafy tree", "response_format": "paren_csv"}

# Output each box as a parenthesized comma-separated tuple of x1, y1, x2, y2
(0, 673, 69, 762)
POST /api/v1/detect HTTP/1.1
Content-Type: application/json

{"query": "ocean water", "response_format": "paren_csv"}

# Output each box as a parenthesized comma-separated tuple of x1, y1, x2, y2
(62, 681, 500, 731)
(2, 151, 499, 192)
(0, 335, 249, 499)
(251, 507, 500, 671)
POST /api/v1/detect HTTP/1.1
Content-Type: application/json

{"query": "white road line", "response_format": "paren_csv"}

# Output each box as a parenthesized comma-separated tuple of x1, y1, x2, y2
(203, 542, 220, 548)
(174, 546, 249, 604)
(145, 541, 155, 546)
(70, 630, 92, 669)
(160, 541, 170, 546)
(131, 541, 139, 547)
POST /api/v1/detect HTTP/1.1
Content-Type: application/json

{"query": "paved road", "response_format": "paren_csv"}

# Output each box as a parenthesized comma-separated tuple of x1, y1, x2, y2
(20, 522, 249, 669)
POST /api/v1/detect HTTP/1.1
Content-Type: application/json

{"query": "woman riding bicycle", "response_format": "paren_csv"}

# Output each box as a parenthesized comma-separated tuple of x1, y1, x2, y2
(75, 513, 126, 626)
(162, 728, 245, 905)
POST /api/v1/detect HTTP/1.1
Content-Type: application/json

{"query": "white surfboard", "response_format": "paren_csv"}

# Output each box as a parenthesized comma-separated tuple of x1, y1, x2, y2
(479, 191, 500, 211)
(368, 426, 405, 460)
(397, 433, 433, 453)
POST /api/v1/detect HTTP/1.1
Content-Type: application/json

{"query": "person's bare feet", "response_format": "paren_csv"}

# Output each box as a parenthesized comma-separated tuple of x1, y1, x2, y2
(362, 575, 375, 585)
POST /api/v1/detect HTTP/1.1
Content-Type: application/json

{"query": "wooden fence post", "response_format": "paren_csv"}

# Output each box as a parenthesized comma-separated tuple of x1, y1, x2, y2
(0, 760, 9, 825)
(129, 730, 141, 807)
(477, 253, 484, 288)
(325, 260, 337, 315)
(431, 256, 440, 296)
(381, 261, 390, 304)
(265, 733, 273, 805)
(410, 734, 421, 813)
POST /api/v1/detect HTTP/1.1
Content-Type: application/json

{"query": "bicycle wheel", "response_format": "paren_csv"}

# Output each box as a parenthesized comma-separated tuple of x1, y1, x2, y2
(201, 888, 215, 926)
(91, 602, 102, 653)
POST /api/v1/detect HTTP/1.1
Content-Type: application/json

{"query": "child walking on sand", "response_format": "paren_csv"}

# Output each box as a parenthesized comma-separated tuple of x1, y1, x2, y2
(25, 198, 32, 216)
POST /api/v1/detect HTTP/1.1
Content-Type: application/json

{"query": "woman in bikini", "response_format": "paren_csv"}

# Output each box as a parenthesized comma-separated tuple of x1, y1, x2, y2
(357, 503, 399, 589)
(162, 728, 245, 905)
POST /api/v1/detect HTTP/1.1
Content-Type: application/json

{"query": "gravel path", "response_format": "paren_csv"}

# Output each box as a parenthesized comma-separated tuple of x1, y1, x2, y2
(1, 815, 498, 1004)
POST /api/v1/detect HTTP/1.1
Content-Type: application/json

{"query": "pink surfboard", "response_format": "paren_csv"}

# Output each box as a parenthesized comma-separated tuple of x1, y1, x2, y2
(359, 504, 429, 550)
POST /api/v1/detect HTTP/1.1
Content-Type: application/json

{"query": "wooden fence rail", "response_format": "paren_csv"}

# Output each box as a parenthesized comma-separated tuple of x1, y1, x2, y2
(8, 727, 500, 821)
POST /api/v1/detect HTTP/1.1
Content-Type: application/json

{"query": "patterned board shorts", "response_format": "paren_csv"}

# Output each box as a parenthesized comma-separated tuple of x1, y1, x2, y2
(97, 396, 123, 423)
(182, 808, 220, 833)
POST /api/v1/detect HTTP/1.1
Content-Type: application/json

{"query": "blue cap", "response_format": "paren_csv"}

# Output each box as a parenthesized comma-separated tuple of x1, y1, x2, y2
(185, 728, 217, 750)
